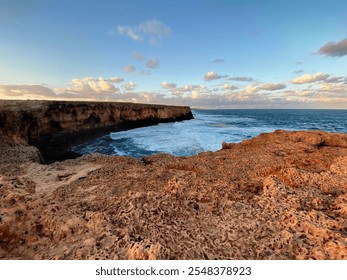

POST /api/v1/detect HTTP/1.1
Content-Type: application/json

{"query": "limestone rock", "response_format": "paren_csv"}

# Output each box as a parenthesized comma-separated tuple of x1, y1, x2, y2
(0, 128, 346, 260)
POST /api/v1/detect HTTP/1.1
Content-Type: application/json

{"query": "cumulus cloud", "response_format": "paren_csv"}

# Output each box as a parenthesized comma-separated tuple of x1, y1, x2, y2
(259, 83, 286, 91)
(124, 81, 136, 91)
(145, 58, 160, 69)
(55, 77, 119, 95)
(117, 19, 171, 44)
(161, 81, 177, 89)
(161, 83, 207, 98)
(179, 85, 195, 92)
(131, 51, 144, 62)
(211, 58, 225, 64)
(204, 71, 226, 81)
(291, 72, 329, 84)
(317, 37, 347, 57)
(109, 76, 124, 83)
(243, 85, 260, 94)
(226, 76, 255, 82)
(2, 72, 347, 109)
(283, 82, 347, 107)
(123, 64, 136, 73)
(191, 90, 199, 99)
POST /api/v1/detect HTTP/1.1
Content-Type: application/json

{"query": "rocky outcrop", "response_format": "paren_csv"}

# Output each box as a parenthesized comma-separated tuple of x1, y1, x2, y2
(0, 129, 346, 260)
(0, 100, 193, 163)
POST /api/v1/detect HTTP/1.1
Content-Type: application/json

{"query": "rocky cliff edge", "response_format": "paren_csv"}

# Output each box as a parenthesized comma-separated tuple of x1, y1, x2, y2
(0, 129, 346, 260)
(0, 100, 193, 163)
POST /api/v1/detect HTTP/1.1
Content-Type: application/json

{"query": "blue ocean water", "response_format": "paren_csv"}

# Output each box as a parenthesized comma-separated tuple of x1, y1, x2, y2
(72, 109, 347, 158)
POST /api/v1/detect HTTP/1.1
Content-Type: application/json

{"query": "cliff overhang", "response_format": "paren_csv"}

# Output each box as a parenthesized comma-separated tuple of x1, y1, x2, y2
(0, 100, 194, 163)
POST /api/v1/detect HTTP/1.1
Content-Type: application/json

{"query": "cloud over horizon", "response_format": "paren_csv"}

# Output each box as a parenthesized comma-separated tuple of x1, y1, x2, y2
(0, 85, 57, 99)
(124, 81, 136, 91)
(291, 73, 330, 84)
(222, 83, 238, 91)
(259, 83, 286, 91)
(1, 70, 347, 109)
(161, 81, 177, 89)
(55, 77, 120, 95)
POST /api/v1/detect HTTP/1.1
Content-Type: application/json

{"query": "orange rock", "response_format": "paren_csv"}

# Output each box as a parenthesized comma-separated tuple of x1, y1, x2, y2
(0, 129, 346, 259)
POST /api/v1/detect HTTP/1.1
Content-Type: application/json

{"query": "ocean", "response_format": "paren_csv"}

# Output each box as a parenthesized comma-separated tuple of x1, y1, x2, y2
(72, 109, 347, 158)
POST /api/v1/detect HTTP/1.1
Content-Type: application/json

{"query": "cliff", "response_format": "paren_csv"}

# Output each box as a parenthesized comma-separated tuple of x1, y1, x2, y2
(0, 100, 193, 163)
(0, 129, 346, 260)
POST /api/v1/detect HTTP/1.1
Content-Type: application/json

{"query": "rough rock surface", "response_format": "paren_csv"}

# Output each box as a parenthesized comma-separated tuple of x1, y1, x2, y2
(0, 129, 346, 260)
(0, 100, 193, 163)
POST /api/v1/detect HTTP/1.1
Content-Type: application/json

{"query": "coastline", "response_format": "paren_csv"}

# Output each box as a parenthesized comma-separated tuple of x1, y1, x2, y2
(0, 100, 193, 163)
(0, 101, 346, 260)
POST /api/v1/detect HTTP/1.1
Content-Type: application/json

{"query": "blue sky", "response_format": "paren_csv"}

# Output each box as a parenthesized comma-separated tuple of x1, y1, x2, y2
(0, 0, 346, 108)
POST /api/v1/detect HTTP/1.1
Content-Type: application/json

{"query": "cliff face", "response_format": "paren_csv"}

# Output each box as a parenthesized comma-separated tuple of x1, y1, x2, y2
(0, 130, 346, 260)
(0, 100, 193, 162)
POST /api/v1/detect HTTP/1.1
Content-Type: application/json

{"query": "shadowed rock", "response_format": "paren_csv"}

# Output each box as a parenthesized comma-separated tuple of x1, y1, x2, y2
(0, 100, 193, 163)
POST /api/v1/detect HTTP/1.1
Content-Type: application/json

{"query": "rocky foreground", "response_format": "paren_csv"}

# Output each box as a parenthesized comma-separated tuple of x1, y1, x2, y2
(0, 128, 346, 260)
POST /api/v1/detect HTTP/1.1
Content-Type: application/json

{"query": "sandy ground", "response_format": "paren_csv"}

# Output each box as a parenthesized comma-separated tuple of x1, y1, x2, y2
(0, 130, 346, 259)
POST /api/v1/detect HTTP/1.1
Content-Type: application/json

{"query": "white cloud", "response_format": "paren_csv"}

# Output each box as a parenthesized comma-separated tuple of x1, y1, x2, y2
(97, 77, 115, 92)
(317, 37, 347, 57)
(117, 26, 142, 41)
(243, 85, 260, 94)
(204, 71, 226, 81)
(56, 77, 119, 95)
(2, 72, 347, 109)
(117, 19, 171, 44)
(291, 72, 329, 84)
(192, 90, 199, 99)
(281, 83, 347, 108)
(259, 83, 286, 91)
(145, 58, 160, 69)
(124, 81, 136, 91)
(109, 76, 124, 83)
(222, 83, 238, 91)
(180, 85, 194, 92)
(161, 81, 177, 89)
(123, 64, 136, 73)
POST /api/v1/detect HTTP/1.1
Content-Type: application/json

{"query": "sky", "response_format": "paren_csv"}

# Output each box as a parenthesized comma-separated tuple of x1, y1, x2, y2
(0, 0, 347, 108)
